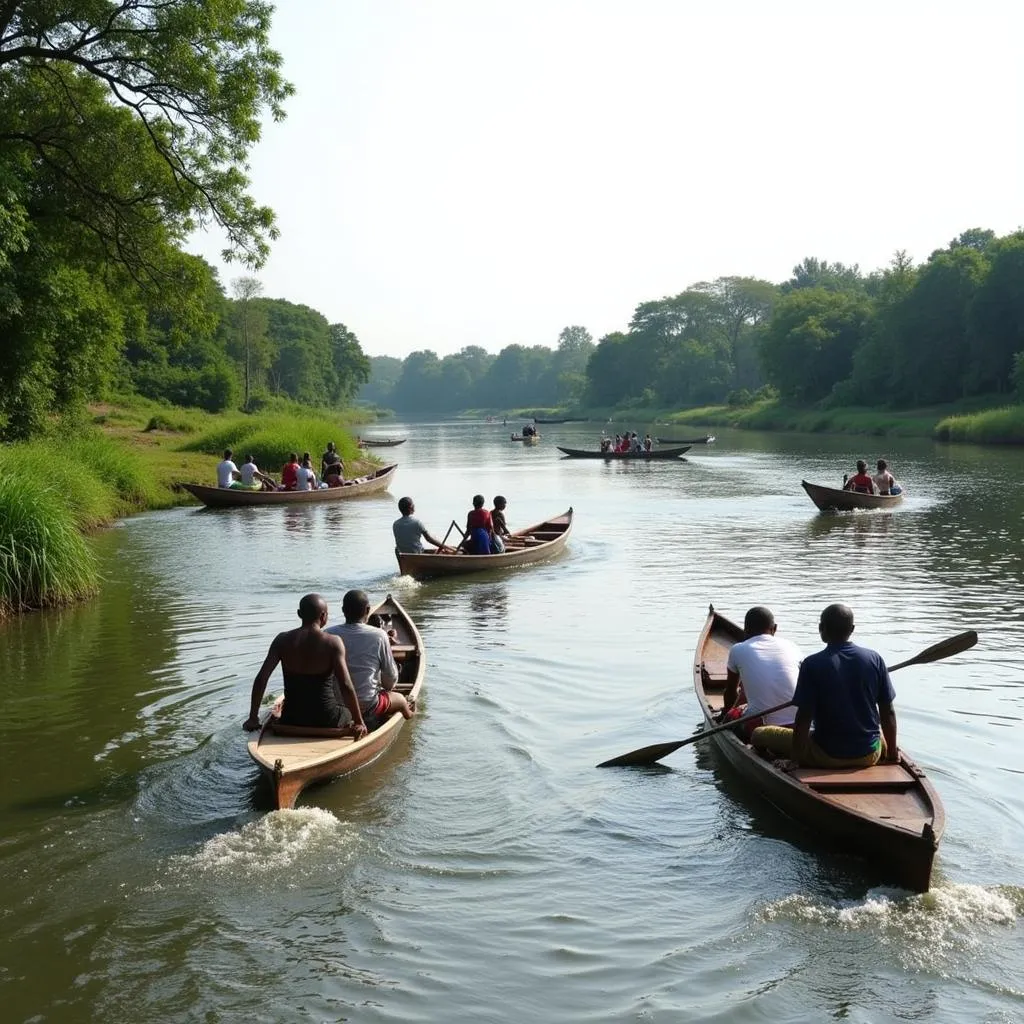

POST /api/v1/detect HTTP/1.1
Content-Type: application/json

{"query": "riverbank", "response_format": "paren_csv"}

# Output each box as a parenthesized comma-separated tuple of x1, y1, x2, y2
(0, 396, 374, 617)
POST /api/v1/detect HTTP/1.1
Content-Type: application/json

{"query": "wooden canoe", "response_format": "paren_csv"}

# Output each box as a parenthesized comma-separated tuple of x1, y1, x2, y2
(247, 594, 424, 810)
(182, 464, 397, 507)
(801, 479, 904, 512)
(534, 417, 583, 424)
(358, 438, 406, 448)
(695, 606, 944, 891)
(557, 445, 691, 459)
(396, 508, 573, 579)
(655, 434, 716, 445)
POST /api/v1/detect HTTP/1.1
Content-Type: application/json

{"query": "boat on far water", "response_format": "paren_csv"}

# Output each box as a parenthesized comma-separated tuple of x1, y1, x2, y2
(655, 434, 716, 445)
(557, 445, 690, 460)
(801, 480, 904, 512)
(182, 465, 397, 507)
(358, 438, 406, 448)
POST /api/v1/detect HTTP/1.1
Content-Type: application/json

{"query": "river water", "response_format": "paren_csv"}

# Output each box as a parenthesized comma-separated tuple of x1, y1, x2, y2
(1, 422, 1022, 1023)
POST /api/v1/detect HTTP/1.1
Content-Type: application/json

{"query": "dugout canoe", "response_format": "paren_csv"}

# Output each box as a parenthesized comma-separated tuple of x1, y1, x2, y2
(655, 434, 716, 445)
(396, 508, 573, 579)
(358, 438, 407, 448)
(801, 479, 904, 512)
(695, 605, 944, 891)
(557, 445, 691, 459)
(247, 594, 424, 810)
(182, 464, 397, 507)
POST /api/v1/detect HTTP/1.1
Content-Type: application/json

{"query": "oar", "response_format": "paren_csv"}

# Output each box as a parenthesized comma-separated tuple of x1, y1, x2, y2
(596, 628, 978, 768)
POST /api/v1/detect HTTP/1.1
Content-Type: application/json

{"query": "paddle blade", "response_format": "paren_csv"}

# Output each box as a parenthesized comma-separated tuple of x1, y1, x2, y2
(597, 739, 689, 768)
(888, 629, 978, 671)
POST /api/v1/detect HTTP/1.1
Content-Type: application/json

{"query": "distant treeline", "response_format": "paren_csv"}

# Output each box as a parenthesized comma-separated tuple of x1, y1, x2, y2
(363, 228, 1024, 415)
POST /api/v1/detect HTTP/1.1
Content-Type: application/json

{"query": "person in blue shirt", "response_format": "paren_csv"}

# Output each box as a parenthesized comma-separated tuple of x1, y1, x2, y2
(751, 603, 898, 768)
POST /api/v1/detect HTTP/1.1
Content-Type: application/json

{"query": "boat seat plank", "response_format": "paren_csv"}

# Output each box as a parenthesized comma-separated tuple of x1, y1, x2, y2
(790, 765, 916, 789)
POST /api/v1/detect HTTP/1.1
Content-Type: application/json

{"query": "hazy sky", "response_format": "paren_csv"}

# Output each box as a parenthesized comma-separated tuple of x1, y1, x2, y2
(190, 1, 1022, 358)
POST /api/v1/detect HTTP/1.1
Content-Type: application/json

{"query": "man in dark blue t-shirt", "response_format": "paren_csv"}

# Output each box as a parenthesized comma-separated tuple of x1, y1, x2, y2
(751, 603, 898, 768)
(792, 603, 898, 766)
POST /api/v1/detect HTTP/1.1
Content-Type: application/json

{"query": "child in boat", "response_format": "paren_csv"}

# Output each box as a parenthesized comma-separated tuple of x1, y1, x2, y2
(491, 495, 511, 553)
(464, 494, 498, 554)
(873, 459, 901, 495)
(842, 460, 876, 494)
(368, 613, 398, 644)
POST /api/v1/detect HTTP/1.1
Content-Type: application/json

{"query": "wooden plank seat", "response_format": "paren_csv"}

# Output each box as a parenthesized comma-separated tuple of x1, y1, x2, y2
(789, 765, 917, 790)
(391, 644, 417, 662)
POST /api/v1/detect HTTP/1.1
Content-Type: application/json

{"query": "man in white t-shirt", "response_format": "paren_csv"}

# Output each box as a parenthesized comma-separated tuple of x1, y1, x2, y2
(723, 606, 802, 738)
(216, 448, 240, 488)
(239, 454, 276, 491)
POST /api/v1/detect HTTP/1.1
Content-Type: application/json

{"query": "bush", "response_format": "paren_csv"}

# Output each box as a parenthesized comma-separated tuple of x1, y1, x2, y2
(727, 388, 752, 407)
(0, 475, 99, 616)
(66, 432, 162, 510)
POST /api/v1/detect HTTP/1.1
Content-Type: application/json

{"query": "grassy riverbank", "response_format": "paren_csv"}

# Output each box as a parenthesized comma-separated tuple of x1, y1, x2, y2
(0, 397, 375, 617)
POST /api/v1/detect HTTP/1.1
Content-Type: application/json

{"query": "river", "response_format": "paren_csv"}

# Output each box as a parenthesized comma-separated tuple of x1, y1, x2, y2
(1, 422, 1022, 1023)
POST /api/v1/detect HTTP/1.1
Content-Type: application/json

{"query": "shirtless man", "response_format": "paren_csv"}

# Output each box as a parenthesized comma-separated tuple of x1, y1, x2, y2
(243, 593, 367, 736)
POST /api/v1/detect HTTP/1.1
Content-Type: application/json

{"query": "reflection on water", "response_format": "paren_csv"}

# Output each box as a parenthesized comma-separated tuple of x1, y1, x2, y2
(2, 423, 1024, 1023)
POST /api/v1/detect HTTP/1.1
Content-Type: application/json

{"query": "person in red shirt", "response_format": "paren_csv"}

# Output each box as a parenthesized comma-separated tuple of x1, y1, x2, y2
(843, 459, 876, 494)
(280, 452, 300, 490)
(463, 494, 497, 554)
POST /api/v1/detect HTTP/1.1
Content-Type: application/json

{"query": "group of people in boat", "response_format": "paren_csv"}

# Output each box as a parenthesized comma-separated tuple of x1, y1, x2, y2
(243, 590, 414, 737)
(719, 603, 898, 769)
(392, 494, 512, 556)
(215, 442, 354, 491)
(599, 432, 652, 453)
(842, 458, 902, 495)
(514, 423, 539, 440)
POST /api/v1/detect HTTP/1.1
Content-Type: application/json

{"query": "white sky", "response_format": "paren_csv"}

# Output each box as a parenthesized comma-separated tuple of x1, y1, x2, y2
(189, 0, 1023, 358)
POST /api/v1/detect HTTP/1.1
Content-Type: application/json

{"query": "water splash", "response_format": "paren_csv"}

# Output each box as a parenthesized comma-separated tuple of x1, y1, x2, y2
(758, 883, 1020, 972)
(171, 809, 353, 876)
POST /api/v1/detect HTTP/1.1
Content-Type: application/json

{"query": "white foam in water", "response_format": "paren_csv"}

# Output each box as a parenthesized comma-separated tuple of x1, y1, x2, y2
(758, 883, 1019, 971)
(179, 808, 353, 876)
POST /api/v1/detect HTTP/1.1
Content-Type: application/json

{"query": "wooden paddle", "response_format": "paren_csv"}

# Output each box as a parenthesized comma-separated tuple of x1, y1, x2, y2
(596, 629, 978, 768)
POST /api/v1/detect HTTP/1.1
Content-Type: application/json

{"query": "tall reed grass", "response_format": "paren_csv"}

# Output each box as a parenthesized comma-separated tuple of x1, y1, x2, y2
(0, 475, 98, 616)
(935, 406, 1024, 444)
(182, 414, 362, 468)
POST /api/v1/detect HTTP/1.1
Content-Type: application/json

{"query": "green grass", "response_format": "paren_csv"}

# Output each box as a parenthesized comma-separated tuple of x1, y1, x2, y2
(935, 405, 1024, 444)
(66, 432, 163, 511)
(0, 475, 99, 617)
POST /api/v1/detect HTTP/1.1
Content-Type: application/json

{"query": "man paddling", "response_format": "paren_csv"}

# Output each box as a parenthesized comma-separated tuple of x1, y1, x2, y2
(751, 603, 898, 768)
(721, 606, 801, 739)
(243, 593, 367, 736)
(392, 496, 454, 553)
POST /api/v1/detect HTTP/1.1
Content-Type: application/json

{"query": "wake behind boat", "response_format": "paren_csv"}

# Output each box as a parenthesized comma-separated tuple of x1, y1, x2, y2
(557, 445, 690, 459)
(182, 464, 397, 507)
(801, 479, 904, 512)
(248, 594, 424, 809)
(396, 509, 572, 579)
(695, 606, 943, 891)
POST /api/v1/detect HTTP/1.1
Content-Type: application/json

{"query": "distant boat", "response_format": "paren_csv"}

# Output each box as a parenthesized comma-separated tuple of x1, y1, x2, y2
(181, 465, 397, 507)
(557, 445, 690, 460)
(655, 434, 716, 445)
(358, 438, 407, 448)
(533, 417, 584, 424)
(801, 480, 905, 512)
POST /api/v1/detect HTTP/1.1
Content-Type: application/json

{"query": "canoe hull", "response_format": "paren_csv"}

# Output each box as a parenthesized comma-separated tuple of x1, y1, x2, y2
(397, 509, 572, 579)
(694, 606, 943, 892)
(655, 435, 715, 445)
(247, 595, 424, 809)
(557, 445, 691, 459)
(801, 479, 904, 512)
(182, 465, 397, 507)
(359, 439, 406, 447)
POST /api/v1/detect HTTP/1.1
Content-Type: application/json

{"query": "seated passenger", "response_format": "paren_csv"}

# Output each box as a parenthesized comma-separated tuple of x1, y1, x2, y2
(242, 593, 367, 735)
(843, 460, 876, 494)
(392, 496, 455, 553)
(280, 452, 300, 490)
(295, 452, 318, 490)
(324, 463, 346, 488)
(321, 441, 343, 478)
(239, 454, 276, 491)
(367, 612, 398, 644)
(216, 448, 241, 488)
(463, 493, 499, 553)
(873, 458, 901, 495)
(643, 434, 653, 452)
(327, 590, 414, 729)
(491, 495, 511, 553)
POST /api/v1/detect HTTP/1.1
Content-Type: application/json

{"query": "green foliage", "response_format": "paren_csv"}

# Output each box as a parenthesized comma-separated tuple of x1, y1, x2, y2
(65, 433, 162, 510)
(934, 407, 1024, 444)
(144, 413, 199, 434)
(0, 475, 99, 616)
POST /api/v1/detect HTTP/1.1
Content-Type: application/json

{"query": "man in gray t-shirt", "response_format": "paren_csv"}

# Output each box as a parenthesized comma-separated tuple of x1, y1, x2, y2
(326, 590, 415, 727)
(392, 496, 452, 553)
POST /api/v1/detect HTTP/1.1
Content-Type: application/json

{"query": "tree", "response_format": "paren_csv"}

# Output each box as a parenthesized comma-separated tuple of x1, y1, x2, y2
(782, 258, 864, 294)
(0, 0, 293, 270)
(329, 324, 371, 404)
(966, 233, 1024, 393)
(230, 276, 264, 407)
